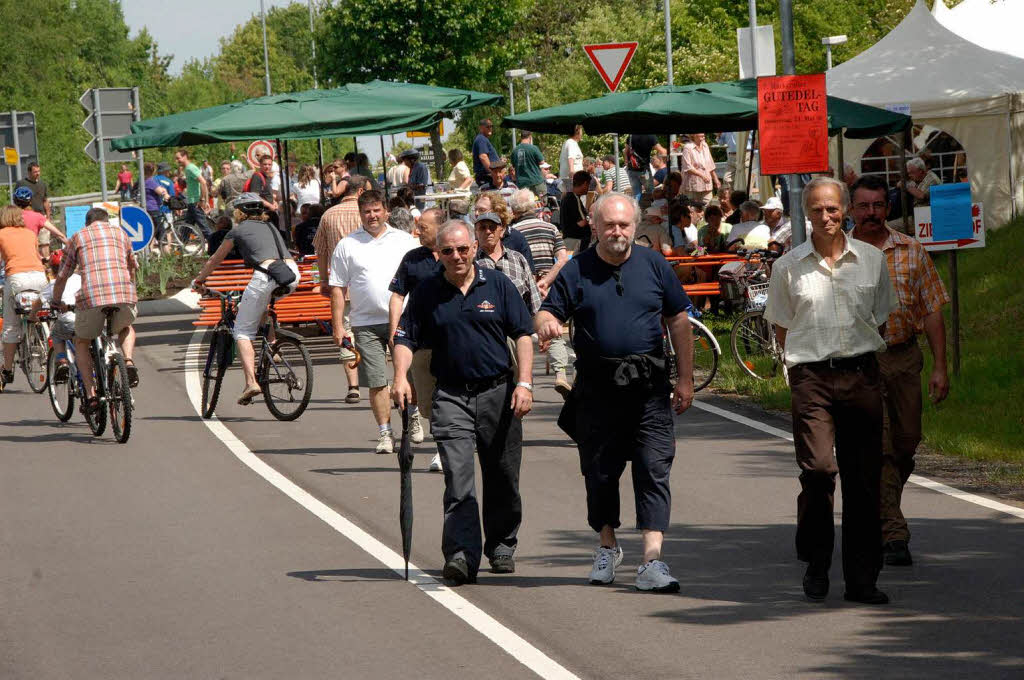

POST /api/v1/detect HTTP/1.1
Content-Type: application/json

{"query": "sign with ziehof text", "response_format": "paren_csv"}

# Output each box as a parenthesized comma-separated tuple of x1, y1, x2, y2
(914, 201, 986, 252)
(757, 74, 829, 175)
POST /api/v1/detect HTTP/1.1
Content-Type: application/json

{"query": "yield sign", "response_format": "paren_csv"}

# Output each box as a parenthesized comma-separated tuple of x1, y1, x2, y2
(584, 42, 638, 92)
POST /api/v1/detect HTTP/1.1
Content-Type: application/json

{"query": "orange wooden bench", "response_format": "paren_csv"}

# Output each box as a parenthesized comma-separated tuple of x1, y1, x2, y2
(669, 254, 742, 298)
(193, 257, 333, 328)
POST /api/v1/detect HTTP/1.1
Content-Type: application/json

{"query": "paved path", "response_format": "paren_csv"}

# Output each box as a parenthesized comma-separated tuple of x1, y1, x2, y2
(1, 311, 1022, 679)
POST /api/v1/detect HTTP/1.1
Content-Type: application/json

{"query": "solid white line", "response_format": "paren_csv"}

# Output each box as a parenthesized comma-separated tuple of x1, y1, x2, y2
(185, 329, 580, 680)
(692, 398, 1024, 520)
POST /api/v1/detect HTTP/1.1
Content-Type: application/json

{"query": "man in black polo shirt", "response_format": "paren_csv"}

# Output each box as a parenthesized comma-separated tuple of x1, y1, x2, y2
(388, 208, 445, 471)
(393, 220, 534, 586)
(536, 192, 695, 593)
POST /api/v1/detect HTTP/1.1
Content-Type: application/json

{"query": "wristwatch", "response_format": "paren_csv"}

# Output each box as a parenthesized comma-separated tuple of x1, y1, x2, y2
(516, 382, 533, 392)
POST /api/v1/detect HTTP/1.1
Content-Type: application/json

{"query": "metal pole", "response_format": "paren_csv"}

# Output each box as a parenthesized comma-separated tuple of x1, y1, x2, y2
(308, 0, 325, 185)
(317, 140, 325, 206)
(949, 251, 961, 376)
(900, 128, 911, 234)
(91, 91, 109, 201)
(837, 132, 845, 182)
(132, 88, 144, 205)
(508, 78, 517, 149)
(780, 0, 806, 247)
(380, 136, 390, 197)
(747, 0, 759, 78)
(277, 138, 292, 242)
(613, 134, 621, 191)
(525, 80, 532, 112)
(665, 0, 675, 152)
(10, 110, 22, 181)
(746, 130, 757, 193)
(260, 0, 272, 96)
(825, 44, 833, 71)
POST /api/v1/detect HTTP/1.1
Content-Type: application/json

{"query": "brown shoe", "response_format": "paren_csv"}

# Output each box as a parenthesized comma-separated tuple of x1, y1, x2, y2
(553, 374, 572, 399)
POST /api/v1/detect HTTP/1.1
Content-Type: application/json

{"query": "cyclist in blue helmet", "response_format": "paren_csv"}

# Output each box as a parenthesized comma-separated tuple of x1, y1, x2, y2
(12, 185, 68, 258)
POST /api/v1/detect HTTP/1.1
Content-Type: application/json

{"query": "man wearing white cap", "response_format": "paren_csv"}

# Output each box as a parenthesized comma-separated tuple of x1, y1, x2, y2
(762, 196, 809, 251)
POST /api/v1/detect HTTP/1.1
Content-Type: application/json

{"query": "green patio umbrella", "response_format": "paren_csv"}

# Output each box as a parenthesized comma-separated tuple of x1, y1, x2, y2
(111, 80, 503, 150)
(501, 78, 910, 138)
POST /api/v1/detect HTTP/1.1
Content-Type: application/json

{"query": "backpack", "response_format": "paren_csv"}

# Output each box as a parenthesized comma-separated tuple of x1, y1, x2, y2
(243, 171, 266, 193)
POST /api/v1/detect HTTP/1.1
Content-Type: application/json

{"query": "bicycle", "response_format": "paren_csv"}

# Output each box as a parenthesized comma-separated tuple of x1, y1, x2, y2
(725, 250, 787, 381)
(71, 306, 134, 442)
(665, 309, 720, 392)
(45, 329, 80, 424)
(154, 211, 206, 257)
(0, 288, 50, 394)
(199, 287, 314, 421)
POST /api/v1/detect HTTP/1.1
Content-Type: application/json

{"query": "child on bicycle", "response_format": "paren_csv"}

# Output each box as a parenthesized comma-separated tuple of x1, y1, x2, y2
(35, 250, 80, 382)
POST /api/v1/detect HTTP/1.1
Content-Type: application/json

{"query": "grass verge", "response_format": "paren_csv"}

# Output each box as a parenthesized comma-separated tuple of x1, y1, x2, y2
(697, 218, 1024, 468)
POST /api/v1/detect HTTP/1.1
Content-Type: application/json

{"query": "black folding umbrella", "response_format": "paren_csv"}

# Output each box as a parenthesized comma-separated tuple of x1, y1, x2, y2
(397, 405, 415, 580)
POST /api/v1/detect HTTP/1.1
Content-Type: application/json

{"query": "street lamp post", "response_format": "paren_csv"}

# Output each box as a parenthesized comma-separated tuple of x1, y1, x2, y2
(821, 34, 848, 70)
(260, 0, 271, 96)
(504, 69, 527, 149)
(523, 73, 541, 112)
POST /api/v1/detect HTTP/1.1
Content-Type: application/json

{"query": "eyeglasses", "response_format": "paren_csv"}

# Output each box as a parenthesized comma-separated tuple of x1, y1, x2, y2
(476, 222, 501, 231)
(440, 245, 472, 256)
(853, 201, 888, 212)
(612, 269, 624, 296)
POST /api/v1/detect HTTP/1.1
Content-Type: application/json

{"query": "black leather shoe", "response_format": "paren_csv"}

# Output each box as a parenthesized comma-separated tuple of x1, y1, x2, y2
(442, 556, 476, 585)
(803, 562, 829, 601)
(883, 540, 913, 566)
(844, 586, 890, 605)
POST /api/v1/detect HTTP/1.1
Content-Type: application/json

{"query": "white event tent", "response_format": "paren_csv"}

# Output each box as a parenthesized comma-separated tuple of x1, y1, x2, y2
(826, 0, 1024, 228)
(932, 0, 1024, 60)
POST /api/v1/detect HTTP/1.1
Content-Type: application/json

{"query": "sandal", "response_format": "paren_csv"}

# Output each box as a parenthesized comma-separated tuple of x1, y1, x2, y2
(125, 359, 140, 388)
(237, 385, 262, 405)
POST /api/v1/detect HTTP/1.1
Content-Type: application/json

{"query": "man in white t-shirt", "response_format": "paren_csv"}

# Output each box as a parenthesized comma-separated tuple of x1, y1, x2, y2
(329, 189, 418, 454)
(558, 124, 584, 193)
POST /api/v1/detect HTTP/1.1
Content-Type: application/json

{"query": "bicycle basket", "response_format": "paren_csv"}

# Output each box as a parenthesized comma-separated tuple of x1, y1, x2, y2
(14, 291, 40, 310)
(745, 282, 770, 309)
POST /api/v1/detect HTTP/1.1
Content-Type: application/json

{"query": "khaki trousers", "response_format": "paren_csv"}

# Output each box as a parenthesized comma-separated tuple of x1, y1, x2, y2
(877, 341, 924, 544)
(411, 349, 436, 426)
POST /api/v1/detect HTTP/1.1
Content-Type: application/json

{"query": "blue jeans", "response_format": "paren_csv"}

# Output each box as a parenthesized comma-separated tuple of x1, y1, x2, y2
(185, 202, 212, 238)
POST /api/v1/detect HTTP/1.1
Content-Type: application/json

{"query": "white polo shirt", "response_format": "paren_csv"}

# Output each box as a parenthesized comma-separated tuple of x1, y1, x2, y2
(329, 224, 418, 327)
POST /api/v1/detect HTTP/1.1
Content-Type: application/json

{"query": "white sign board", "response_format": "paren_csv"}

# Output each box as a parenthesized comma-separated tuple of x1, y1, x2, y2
(885, 103, 912, 117)
(737, 25, 777, 79)
(914, 202, 986, 251)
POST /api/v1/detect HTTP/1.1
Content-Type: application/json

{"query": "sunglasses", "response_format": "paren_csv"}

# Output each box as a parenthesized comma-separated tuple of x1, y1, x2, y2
(440, 245, 472, 256)
(476, 222, 501, 231)
(612, 269, 624, 296)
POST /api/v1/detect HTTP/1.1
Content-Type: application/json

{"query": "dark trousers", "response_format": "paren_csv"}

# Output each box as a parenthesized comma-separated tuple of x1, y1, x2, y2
(789, 356, 883, 589)
(878, 341, 924, 544)
(431, 378, 522, 577)
(574, 386, 675, 533)
(185, 202, 212, 238)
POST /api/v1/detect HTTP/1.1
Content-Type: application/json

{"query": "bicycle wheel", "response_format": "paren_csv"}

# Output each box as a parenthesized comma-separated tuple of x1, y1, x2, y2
(21, 322, 49, 393)
(107, 353, 133, 443)
(175, 220, 207, 257)
(691, 320, 720, 392)
(730, 310, 784, 380)
(260, 331, 313, 421)
(46, 346, 75, 422)
(200, 329, 232, 418)
(84, 346, 107, 436)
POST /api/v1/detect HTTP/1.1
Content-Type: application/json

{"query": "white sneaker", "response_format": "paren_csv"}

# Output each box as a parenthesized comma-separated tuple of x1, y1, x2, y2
(428, 453, 443, 472)
(375, 430, 394, 454)
(635, 560, 680, 593)
(588, 545, 624, 585)
(409, 413, 424, 444)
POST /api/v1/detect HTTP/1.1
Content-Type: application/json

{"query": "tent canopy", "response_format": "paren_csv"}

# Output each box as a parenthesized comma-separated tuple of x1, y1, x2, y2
(933, 0, 1024, 60)
(500, 78, 910, 138)
(111, 80, 503, 150)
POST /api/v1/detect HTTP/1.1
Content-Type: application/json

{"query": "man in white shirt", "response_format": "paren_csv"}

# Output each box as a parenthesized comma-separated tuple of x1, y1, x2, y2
(558, 125, 584, 193)
(330, 189, 418, 453)
(764, 177, 896, 606)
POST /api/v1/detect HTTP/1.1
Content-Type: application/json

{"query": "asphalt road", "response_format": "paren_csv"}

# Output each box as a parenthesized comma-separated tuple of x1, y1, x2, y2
(1, 309, 1022, 679)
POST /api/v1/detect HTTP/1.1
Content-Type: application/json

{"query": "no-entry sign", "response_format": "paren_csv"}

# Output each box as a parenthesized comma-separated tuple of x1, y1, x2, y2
(246, 140, 276, 169)
(584, 42, 638, 92)
(757, 74, 829, 175)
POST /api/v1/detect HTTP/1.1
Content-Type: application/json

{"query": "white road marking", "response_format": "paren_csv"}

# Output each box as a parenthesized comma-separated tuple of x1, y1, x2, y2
(692, 399, 1024, 520)
(185, 329, 579, 680)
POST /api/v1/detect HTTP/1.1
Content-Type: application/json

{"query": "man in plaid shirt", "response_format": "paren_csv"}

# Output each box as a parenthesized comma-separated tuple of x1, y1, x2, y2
(849, 175, 950, 567)
(53, 207, 140, 403)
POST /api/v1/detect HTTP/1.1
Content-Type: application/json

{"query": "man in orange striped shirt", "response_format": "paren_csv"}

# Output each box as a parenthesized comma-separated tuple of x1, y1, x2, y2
(850, 175, 951, 568)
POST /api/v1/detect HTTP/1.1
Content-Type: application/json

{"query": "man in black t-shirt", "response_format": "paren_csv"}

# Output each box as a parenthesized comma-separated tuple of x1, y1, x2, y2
(626, 134, 667, 200)
(15, 162, 49, 215)
(559, 170, 592, 253)
(537, 192, 694, 593)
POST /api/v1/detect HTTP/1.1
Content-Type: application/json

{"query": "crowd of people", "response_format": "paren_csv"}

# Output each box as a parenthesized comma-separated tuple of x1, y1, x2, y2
(0, 118, 953, 601)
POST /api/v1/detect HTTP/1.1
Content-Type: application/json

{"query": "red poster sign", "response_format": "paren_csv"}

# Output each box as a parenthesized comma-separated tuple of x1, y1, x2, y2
(757, 74, 829, 175)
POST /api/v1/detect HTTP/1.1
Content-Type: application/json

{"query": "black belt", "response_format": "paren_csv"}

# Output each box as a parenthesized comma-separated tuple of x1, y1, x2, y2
(799, 353, 875, 372)
(886, 337, 918, 352)
(438, 373, 511, 394)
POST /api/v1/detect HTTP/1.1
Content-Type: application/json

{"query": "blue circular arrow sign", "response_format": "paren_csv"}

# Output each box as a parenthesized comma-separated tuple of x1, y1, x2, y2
(118, 205, 155, 253)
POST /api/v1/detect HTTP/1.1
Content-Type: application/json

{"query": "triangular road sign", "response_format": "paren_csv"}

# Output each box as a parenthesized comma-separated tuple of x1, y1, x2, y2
(584, 42, 639, 92)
